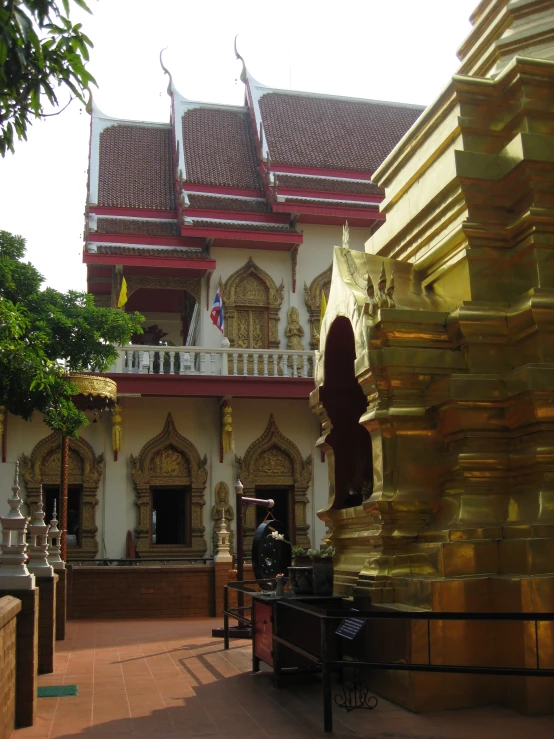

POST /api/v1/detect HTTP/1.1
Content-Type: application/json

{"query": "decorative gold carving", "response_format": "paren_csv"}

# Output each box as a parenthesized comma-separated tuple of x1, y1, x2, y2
(235, 414, 312, 549)
(304, 265, 332, 349)
(126, 275, 201, 303)
(130, 413, 207, 557)
(285, 307, 305, 375)
(211, 482, 234, 554)
(112, 404, 122, 461)
(93, 295, 111, 308)
(70, 374, 117, 402)
(20, 433, 104, 559)
(342, 251, 395, 323)
(291, 244, 299, 293)
(222, 258, 283, 354)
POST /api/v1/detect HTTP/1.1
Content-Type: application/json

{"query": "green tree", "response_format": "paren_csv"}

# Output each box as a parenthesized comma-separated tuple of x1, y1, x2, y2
(0, 0, 95, 156)
(0, 230, 143, 436)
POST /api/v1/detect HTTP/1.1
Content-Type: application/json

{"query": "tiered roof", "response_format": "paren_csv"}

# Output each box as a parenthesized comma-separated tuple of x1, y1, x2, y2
(84, 62, 424, 300)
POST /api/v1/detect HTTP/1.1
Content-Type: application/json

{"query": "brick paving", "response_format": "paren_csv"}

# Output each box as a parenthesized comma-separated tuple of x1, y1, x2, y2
(11, 618, 554, 739)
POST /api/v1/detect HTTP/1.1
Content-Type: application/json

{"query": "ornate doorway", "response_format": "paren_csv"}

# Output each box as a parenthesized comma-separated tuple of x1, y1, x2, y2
(130, 414, 208, 557)
(235, 415, 312, 552)
(21, 433, 104, 559)
(222, 258, 283, 375)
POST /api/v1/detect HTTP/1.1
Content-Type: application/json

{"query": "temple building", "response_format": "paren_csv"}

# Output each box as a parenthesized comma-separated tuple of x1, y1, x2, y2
(3, 57, 423, 563)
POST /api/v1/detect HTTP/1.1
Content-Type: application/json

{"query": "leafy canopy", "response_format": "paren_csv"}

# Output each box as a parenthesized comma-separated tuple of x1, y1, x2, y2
(0, 0, 95, 156)
(0, 230, 143, 436)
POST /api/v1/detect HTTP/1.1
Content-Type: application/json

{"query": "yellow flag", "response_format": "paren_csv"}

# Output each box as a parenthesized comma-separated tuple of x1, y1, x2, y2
(320, 290, 327, 322)
(117, 277, 128, 308)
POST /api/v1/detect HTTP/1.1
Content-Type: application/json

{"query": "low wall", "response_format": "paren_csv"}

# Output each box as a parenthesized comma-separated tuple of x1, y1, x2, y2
(0, 596, 21, 739)
(67, 565, 215, 619)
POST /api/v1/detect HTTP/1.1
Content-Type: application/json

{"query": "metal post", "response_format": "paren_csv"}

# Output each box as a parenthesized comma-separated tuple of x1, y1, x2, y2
(235, 479, 244, 616)
(223, 585, 229, 650)
(321, 617, 333, 733)
(59, 435, 69, 562)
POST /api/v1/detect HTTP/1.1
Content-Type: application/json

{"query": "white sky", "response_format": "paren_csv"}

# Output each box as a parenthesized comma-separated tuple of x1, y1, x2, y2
(0, 0, 476, 293)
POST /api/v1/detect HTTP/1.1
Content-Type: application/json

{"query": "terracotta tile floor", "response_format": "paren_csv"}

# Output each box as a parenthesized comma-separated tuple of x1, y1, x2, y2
(11, 618, 554, 739)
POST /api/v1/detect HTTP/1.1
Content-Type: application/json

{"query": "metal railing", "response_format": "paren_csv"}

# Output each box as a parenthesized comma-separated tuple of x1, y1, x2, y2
(107, 345, 315, 378)
(272, 601, 554, 733)
(67, 557, 214, 566)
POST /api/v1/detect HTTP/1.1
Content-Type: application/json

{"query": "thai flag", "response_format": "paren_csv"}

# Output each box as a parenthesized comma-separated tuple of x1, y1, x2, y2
(210, 286, 224, 333)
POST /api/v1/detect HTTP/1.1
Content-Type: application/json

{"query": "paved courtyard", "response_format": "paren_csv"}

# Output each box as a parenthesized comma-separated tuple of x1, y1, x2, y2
(12, 618, 554, 739)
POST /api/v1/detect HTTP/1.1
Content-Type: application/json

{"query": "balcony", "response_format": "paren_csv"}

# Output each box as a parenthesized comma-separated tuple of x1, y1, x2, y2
(102, 345, 317, 399)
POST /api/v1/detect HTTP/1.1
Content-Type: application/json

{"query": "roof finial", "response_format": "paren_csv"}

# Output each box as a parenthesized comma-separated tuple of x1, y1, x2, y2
(159, 47, 174, 95)
(234, 35, 247, 84)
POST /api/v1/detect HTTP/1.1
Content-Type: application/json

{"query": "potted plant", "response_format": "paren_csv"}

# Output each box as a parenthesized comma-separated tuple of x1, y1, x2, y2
(271, 532, 314, 595)
(308, 545, 335, 596)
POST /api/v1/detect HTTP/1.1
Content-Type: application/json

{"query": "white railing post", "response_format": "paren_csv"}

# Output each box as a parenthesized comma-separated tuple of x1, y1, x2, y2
(169, 351, 175, 375)
(233, 352, 238, 376)
(263, 354, 269, 377)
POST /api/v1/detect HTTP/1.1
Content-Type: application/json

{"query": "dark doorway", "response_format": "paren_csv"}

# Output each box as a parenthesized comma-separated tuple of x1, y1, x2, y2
(320, 316, 373, 509)
(255, 487, 294, 542)
(151, 486, 190, 546)
(43, 485, 82, 547)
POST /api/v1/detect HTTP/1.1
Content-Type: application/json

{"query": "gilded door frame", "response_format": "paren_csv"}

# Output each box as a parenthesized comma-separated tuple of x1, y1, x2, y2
(235, 414, 312, 551)
(21, 433, 104, 559)
(222, 257, 284, 350)
(130, 413, 208, 557)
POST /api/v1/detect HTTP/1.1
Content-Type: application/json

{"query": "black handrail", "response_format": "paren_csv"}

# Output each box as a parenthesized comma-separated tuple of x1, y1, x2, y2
(67, 557, 214, 566)
(272, 599, 554, 733)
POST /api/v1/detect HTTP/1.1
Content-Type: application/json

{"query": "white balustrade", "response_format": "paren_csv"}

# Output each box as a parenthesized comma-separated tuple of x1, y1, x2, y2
(112, 345, 315, 378)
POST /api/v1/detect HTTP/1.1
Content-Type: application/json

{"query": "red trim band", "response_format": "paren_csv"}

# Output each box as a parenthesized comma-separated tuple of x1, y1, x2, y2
(270, 165, 374, 180)
(83, 253, 216, 270)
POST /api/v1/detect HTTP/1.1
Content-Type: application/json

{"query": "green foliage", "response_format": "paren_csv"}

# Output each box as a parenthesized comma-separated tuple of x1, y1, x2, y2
(0, 230, 143, 436)
(307, 546, 335, 559)
(0, 0, 96, 156)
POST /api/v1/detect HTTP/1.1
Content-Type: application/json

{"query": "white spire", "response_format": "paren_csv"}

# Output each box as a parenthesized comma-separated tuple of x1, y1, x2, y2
(0, 461, 35, 589)
(47, 499, 65, 571)
(27, 485, 54, 578)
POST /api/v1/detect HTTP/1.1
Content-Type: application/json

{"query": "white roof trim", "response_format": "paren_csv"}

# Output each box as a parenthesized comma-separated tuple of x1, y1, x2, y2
(184, 191, 266, 202)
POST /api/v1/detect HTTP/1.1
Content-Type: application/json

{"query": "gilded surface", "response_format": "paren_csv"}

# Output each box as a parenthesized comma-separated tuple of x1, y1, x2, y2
(70, 373, 117, 401)
(130, 413, 207, 557)
(313, 6, 554, 715)
(235, 414, 312, 549)
(20, 432, 104, 558)
(222, 258, 283, 363)
(304, 265, 332, 349)
(126, 275, 201, 303)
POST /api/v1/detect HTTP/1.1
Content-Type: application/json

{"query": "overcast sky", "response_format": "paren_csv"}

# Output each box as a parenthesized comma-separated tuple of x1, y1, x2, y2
(0, 0, 476, 293)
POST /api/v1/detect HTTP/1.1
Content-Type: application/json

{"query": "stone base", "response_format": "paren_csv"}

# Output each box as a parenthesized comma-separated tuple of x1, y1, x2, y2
(0, 588, 38, 728)
(55, 569, 66, 641)
(36, 575, 58, 674)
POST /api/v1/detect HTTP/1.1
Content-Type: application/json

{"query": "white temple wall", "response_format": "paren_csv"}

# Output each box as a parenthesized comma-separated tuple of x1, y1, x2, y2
(0, 394, 326, 559)
(200, 224, 369, 351)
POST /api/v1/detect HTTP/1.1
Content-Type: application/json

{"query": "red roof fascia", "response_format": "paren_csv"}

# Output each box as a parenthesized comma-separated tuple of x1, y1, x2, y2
(90, 206, 177, 219)
(83, 252, 216, 271)
(181, 225, 303, 244)
(276, 188, 383, 204)
(183, 184, 263, 198)
(272, 202, 385, 220)
(90, 233, 200, 248)
(272, 165, 374, 180)
(104, 373, 314, 399)
(185, 209, 289, 225)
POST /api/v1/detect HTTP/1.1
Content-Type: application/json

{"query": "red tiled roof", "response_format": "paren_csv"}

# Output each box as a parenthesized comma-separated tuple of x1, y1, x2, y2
(98, 125, 175, 210)
(187, 194, 270, 213)
(96, 218, 180, 237)
(276, 174, 383, 197)
(182, 109, 262, 190)
(186, 219, 298, 233)
(96, 245, 207, 258)
(259, 93, 423, 173)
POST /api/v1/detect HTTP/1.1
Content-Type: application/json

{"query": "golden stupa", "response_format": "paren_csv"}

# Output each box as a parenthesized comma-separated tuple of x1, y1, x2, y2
(313, 0, 554, 714)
